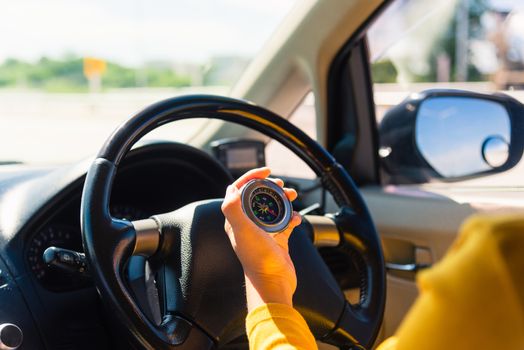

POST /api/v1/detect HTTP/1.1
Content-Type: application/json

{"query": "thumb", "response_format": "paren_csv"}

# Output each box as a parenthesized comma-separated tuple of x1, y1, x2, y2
(272, 212, 302, 251)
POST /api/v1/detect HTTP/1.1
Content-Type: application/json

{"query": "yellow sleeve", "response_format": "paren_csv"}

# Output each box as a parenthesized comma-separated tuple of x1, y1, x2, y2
(377, 214, 524, 350)
(246, 303, 317, 350)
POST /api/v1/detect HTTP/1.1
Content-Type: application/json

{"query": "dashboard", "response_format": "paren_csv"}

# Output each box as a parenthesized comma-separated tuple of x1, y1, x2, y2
(26, 142, 233, 293)
(0, 141, 233, 349)
(0, 140, 340, 349)
(26, 146, 229, 292)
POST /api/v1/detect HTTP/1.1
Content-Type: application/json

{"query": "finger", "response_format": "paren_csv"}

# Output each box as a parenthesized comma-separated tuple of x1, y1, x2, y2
(279, 212, 302, 240)
(288, 212, 302, 230)
(272, 212, 302, 250)
(232, 167, 271, 189)
(223, 184, 240, 202)
(269, 178, 298, 201)
(224, 184, 236, 197)
(268, 177, 284, 187)
(284, 188, 298, 202)
(221, 185, 242, 216)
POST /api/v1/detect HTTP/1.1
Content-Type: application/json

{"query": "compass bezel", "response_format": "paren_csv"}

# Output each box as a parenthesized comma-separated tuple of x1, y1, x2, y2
(240, 179, 293, 233)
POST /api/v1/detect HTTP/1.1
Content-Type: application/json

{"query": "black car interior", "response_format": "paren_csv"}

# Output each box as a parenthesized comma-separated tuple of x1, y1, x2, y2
(0, 95, 386, 349)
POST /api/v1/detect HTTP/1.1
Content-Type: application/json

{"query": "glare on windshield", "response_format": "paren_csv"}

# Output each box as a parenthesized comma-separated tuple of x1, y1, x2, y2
(0, 0, 297, 164)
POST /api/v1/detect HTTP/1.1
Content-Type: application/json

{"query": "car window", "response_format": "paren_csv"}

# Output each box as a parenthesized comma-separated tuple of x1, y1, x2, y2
(265, 92, 316, 179)
(368, 0, 524, 187)
(0, 0, 298, 165)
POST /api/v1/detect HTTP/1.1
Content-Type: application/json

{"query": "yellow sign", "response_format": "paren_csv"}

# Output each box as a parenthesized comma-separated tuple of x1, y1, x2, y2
(83, 57, 107, 79)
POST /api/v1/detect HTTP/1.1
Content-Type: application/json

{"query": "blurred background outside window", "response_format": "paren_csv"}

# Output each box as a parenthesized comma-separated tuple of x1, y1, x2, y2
(368, 0, 524, 187)
(0, 0, 297, 164)
(369, 0, 523, 119)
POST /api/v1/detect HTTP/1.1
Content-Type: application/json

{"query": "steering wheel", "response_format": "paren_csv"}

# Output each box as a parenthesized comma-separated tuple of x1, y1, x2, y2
(81, 95, 385, 349)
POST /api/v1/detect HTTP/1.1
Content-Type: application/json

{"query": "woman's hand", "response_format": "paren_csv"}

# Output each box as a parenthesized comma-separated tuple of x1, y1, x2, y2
(221, 167, 302, 311)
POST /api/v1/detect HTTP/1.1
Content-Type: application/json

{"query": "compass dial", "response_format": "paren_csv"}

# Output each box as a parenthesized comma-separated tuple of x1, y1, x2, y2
(241, 179, 293, 233)
(250, 188, 284, 224)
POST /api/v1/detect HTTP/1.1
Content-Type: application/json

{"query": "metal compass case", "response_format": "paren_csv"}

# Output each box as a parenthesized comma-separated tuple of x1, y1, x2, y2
(240, 179, 293, 233)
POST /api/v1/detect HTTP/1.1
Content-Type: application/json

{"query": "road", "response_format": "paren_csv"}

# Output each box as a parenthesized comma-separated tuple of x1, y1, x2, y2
(0, 88, 225, 164)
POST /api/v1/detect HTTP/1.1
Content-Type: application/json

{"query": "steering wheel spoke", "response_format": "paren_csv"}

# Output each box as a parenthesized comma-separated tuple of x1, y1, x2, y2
(98, 217, 215, 348)
(303, 214, 341, 247)
(132, 218, 161, 257)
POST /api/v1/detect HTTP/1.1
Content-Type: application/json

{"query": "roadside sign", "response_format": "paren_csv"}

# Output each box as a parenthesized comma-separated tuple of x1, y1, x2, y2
(83, 57, 106, 79)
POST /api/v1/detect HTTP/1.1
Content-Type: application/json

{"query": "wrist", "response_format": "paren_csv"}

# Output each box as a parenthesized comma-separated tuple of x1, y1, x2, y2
(244, 274, 294, 312)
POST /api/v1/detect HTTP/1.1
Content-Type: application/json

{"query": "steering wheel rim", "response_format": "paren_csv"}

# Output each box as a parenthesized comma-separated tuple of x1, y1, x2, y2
(81, 95, 385, 349)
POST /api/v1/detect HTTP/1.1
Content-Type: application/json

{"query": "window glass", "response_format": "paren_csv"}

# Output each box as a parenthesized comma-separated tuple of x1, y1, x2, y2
(368, 0, 524, 186)
(265, 92, 316, 179)
(0, 0, 298, 164)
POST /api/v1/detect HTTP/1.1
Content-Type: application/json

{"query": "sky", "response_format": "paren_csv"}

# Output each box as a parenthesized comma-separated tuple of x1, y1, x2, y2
(0, 0, 297, 66)
(1, 0, 521, 67)
(491, 0, 524, 11)
(369, 0, 524, 67)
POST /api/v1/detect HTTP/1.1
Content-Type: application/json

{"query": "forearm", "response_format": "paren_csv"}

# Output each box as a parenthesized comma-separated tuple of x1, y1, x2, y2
(245, 274, 293, 312)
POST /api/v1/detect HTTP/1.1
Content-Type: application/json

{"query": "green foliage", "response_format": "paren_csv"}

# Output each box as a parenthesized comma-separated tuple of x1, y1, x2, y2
(0, 57, 87, 91)
(101, 62, 137, 88)
(372, 0, 491, 84)
(0, 56, 193, 92)
(371, 60, 398, 83)
(413, 0, 490, 83)
(145, 68, 191, 87)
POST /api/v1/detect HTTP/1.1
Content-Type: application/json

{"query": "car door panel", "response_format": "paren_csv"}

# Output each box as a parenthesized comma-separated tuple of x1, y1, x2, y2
(361, 186, 476, 342)
(361, 185, 524, 342)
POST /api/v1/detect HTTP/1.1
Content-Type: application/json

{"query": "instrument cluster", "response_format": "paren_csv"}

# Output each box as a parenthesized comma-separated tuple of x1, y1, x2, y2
(26, 204, 147, 291)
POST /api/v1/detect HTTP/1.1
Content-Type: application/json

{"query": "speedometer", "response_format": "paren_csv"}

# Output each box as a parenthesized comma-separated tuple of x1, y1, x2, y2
(26, 225, 87, 291)
(111, 204, 148, 221)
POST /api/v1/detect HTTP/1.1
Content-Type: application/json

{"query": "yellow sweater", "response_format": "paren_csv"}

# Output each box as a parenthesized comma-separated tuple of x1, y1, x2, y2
(246, 214, 524, 349)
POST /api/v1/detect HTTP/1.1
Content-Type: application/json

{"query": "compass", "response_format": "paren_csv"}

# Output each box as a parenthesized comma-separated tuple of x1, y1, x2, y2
(241, 179, 293, 233)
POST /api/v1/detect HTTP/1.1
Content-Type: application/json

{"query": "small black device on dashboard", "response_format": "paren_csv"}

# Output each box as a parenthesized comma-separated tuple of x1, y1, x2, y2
(211, 138, 265, 178)
(240, 179, 292, 234)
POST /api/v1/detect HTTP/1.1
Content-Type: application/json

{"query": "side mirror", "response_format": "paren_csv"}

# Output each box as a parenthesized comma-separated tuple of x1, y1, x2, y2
(379, 90, 523, 184)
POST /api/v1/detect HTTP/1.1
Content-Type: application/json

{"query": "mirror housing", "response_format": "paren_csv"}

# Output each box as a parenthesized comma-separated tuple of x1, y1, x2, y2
(378, 90, 524, 184)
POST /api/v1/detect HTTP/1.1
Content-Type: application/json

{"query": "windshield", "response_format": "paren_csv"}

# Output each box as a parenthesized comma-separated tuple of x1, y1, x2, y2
(0, 0, 297, 164)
